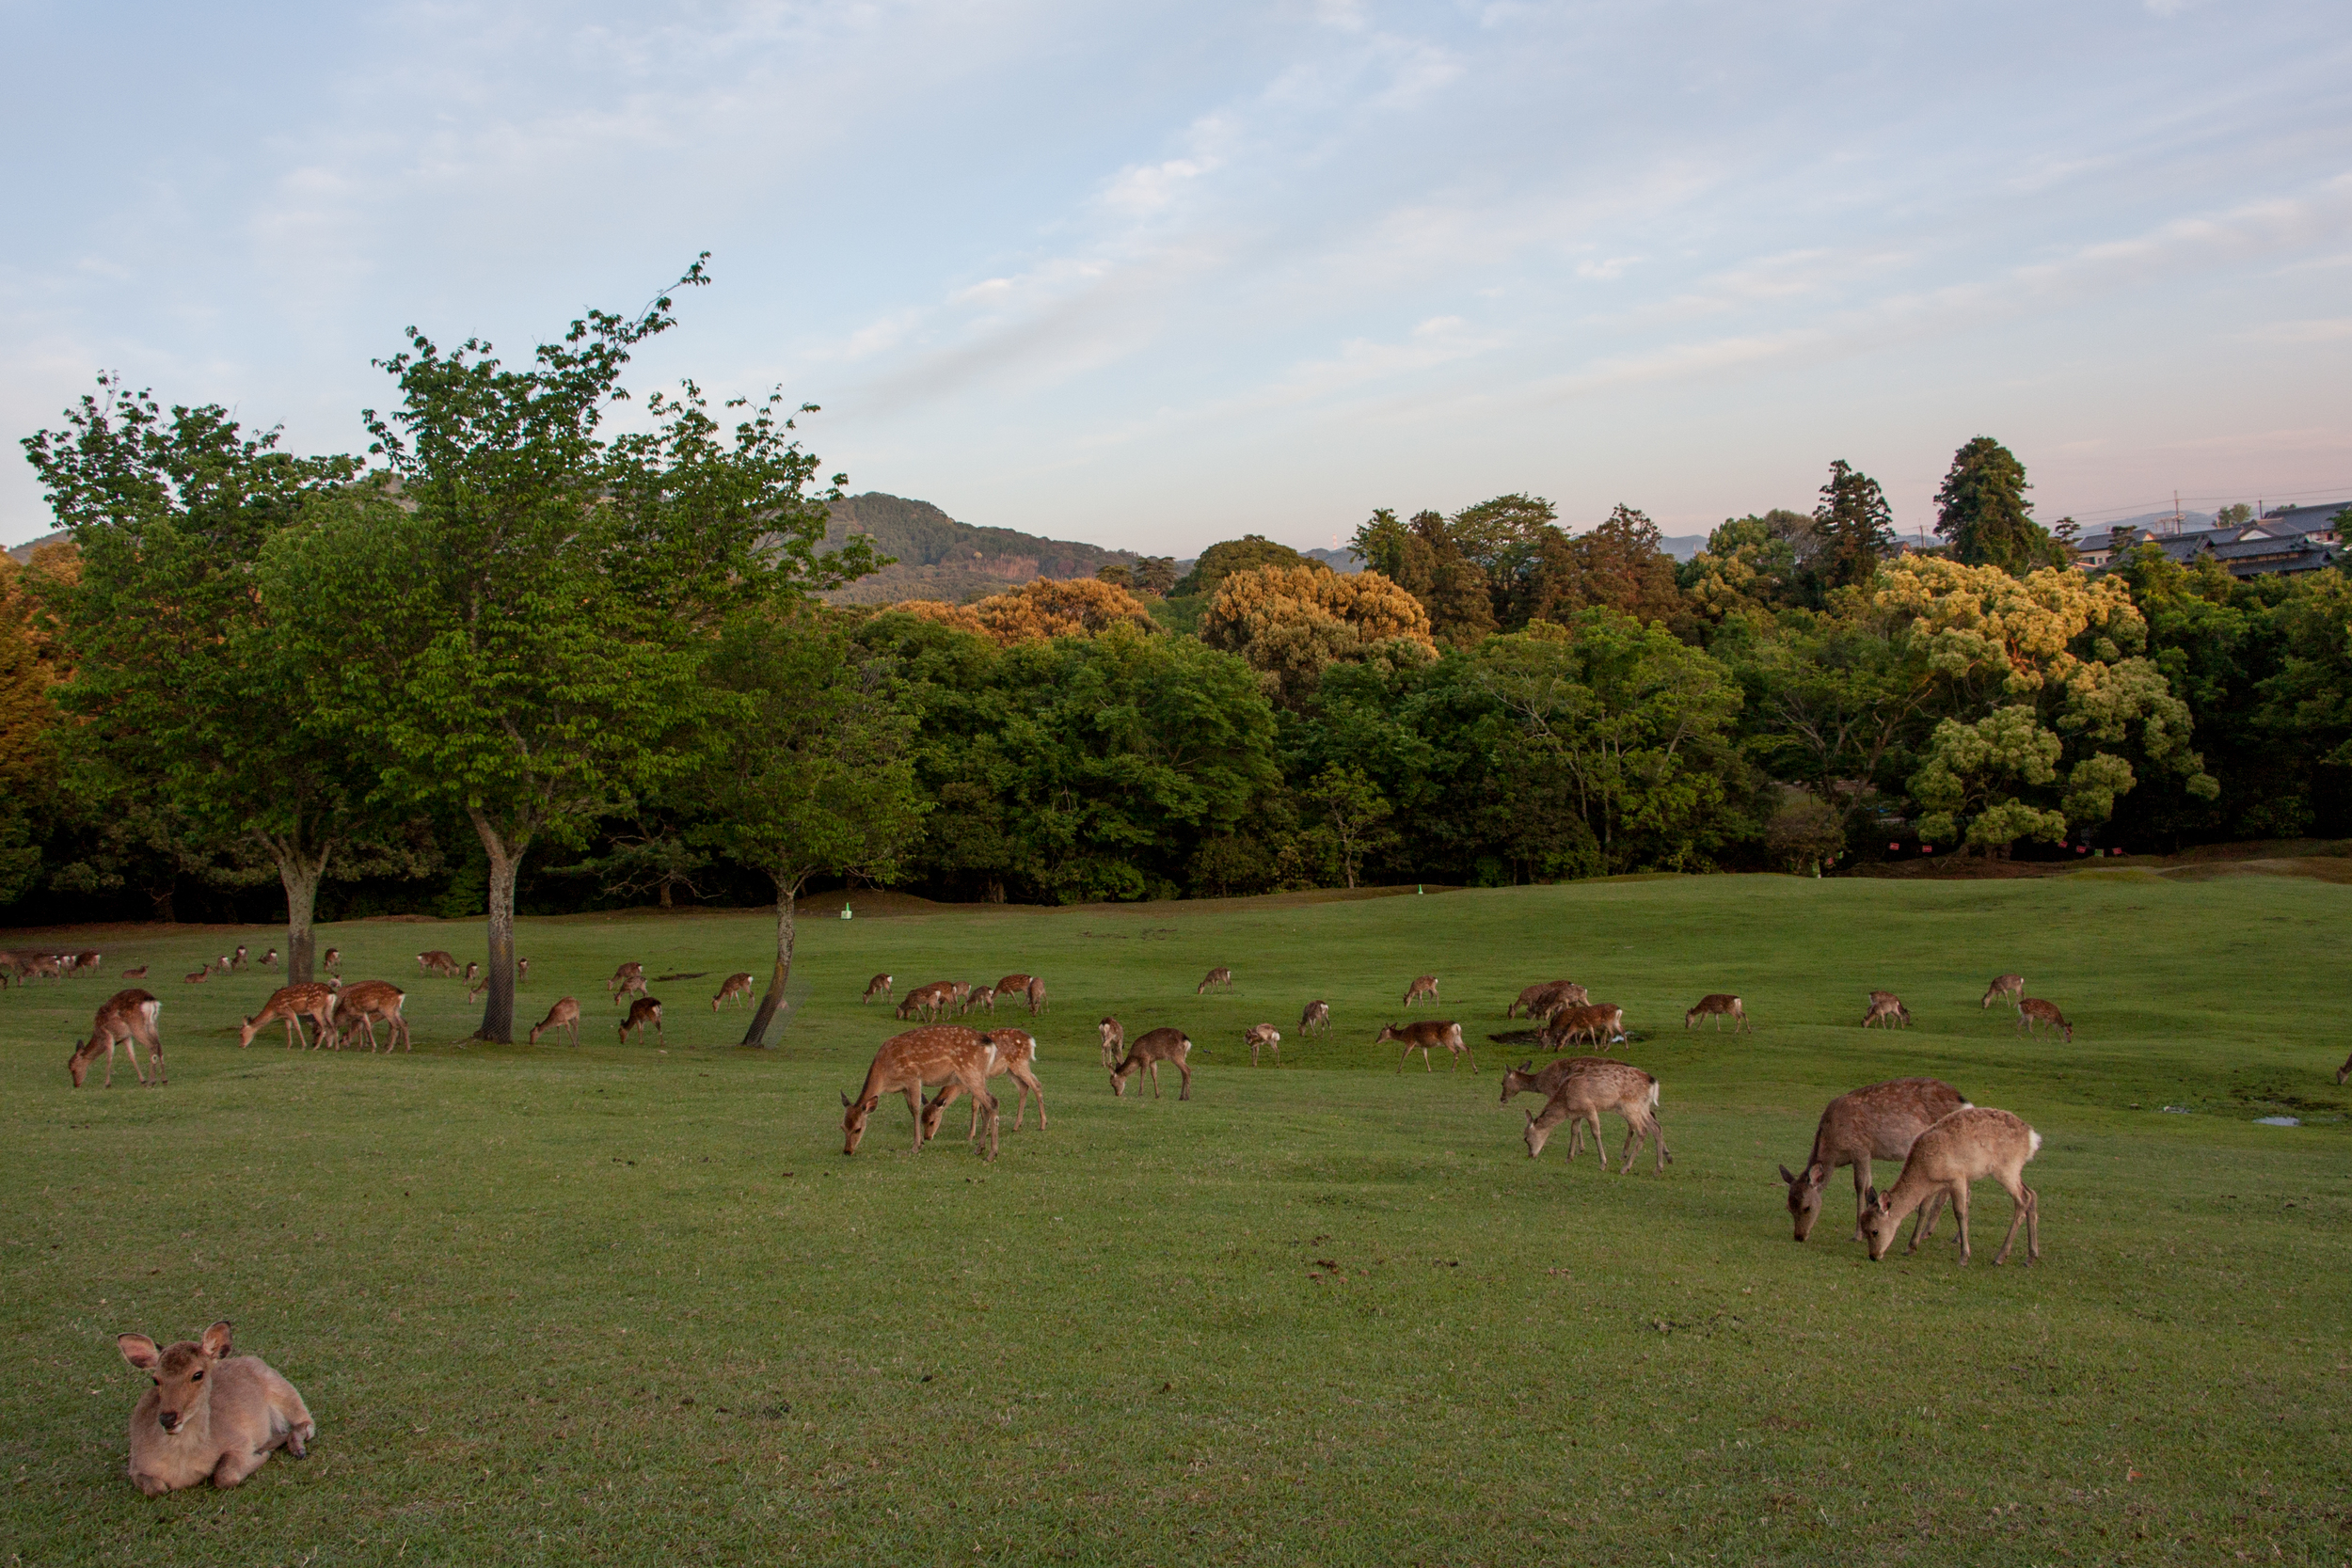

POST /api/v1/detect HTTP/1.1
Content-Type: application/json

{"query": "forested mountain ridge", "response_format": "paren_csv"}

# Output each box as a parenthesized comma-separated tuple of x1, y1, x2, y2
(819, 493, 1141, 605)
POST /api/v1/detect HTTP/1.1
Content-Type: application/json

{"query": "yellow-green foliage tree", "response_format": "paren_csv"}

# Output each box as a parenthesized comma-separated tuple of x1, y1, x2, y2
(1198, 564, 1435, 703)
(888, 577, 1156, 647)
(0, 548, 66, 900)
(1867, 557, 2217, 851)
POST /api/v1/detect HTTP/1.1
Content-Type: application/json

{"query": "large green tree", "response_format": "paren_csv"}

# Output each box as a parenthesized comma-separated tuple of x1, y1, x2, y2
(1812, 460, 1898, 590)
(283, 261, 880, 1039)
(691, 610, 926, 1046)
(23, 380, 396, 977)
(1934, 436, 2067, 574)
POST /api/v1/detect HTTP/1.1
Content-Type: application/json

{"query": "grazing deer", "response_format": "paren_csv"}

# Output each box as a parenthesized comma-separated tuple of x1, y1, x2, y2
(1778, 1078, 1971, 1243)
(260, 948, 278, 968)
(213, 956, 232, 974)
(69, 990, 165, 1088)
(862, 973, 894, 1005)
(612, 971, 650, 1006)
(516, 958, 530, 983)
(1111, 1026, 1194, 1101)
(1244, 1022, 1281, 1066)
(330, 981, 410, 1053)
(230, 945, 247, 969)
(1684, 993, 1750, 1033)
(926, 1026, 1046, 1138)
(2016, 998, 2072, 1042)
(321, 947, 340, 975)
(182, 966, 209, 985)
(961, 982, 995, 1017)
(75, 949, 105, 974)
(1860, 991, 1912, 1029)
(1500, 1056, 1612, 1105)
(1298, 999, 1330, 1037)
(607, 961, 644, 993)
(23, 954, 65, 981)
(842, 1026, 1001, 1160)
(1098, 1017, 1125, 1071)
(116, 1322, 314, 1496)
(1522, 1060, 1669, 1174)
(1402, 974, 1439, 1007)
(1860, 1107, 2042, 1266)
(1507, 980, 1586, 1019)
(896, 981, 956, 1022)
(120, 965, 149, 980)
(529, 998, 581, 1047)
(1543, 1003, 1625, 1051)
(1025, 975, 1048, 1016)
(462, 961, 480, 986)
(1980, 974, 2025, 1009)
(712, 973, 755, 1011)
(619, 997, 664, 1047)
(1196, 967, 1233, 994)
(946, 979, 972, 1010)
(993, 974, 1035, 1000)
(1380, 1020, 1472, 1073)
(416, 950, 458, 978)
(239, 984, 340, 1051)
(2338, 1051, 2351, 1087)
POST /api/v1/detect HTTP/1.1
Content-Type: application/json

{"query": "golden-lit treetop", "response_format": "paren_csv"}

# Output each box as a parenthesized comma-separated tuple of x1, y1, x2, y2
(887, 575, 1157, 647)
(1198, 565, 1436, 702)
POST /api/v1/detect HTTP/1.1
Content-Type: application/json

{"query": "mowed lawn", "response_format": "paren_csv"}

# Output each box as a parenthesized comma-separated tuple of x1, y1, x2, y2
(3, 872, 2347, 1566)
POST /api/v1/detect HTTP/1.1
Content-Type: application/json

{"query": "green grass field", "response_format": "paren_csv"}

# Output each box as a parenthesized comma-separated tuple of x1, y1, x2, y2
(4, 872, 2348, 1565)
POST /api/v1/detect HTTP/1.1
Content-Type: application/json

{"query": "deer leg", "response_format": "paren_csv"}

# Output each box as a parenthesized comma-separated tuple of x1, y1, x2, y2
(1905, 1192, 1946, 1252)
(904, 1085, 928, 1150)
(1148, 1062, 1162, 1100)
(1020, 1066, 1044, 1129)
(1850, 1156, 1874, 1241)
(1177, 1059, 1191, 1101)
(1649, 1112, 1669, 1173)
(1615, 1113, 1643, 1176)
(1586, 1109, 1608, 1171)
(1951, 1184, 1974, 1264)
(1992, 1177, 2035, 1265)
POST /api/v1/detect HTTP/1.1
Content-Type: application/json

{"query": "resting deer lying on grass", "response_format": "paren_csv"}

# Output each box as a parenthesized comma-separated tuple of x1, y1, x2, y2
(182, 966, 209, 985)
(619, 997, 664, 1047)
(1298, 999, 1330, 1037)
(1860, 1107, 2042, 1266)
(116, 1321, 313, 1496)
(926, 1026, 1045, 1137)
(1111, 1026, 1193, 1101)
(330, 981, 410, 1053)
(1860, 991, 1912, 1029)
(1778, 1078, 1970, 1243)
(1244, 1022, 1280, 1066)
(238, 985, 339, 1051)
(712, 973, 754, 1011)
(1685, 993, 1750, 1033)
(1521, 1060, 1669, 1174)
(529, 998, 581, 1047)
(2016, 998, 2072, 1041)
(1981, 974, 2024, 1009)
(862, 972, 893, 1005)
(119, 964, 149, 980)
(70, 990, 165, 1088)
(1381, 1020, 1472, 1072)
(1196, 966, 1233, 994)
(843, 1025, 1001, 1160)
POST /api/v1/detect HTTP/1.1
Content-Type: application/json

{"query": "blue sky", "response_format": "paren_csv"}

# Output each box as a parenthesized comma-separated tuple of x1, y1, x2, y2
(5, 0, 2348, 553)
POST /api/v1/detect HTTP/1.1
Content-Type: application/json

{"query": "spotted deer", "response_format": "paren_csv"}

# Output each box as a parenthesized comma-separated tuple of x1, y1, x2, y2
(69, 989, 165, 1088)
(961, 982, 996, 1017)
(1111, 1026, 1194, 1101)
(842, 1026, 1001, 1160)
(1380, 1020, 1472, 1073)
(896, 981, 956, 1022)
(1298, 999, 1330, 1037)
(75, 949, 105, 974)
(330, 981, 410, 1053)
(1778, 1078, 1971, 1243)
(993, 974, 1035, 1001)
(416, 950, 459, 978)
(238, 984, 339, 1051)
(1243, 1022, 1281, 1066)
(607, 961, 644, 993)
(1025, 975, 1048, 1016)
(1508, 980, 1586, 1019)
(1196, 967, 1233, 994)
(1980, 974, 2025, 1009)
(321, 948, 340, 975)
(529, 998, 582, 1047)
(926, 1026, 1045, 1138)
(2016, 998, 2072, 1042)
(1543, 1003, 1625, 1051)
(116, 1322, 313, 1496)
(1860, 1107, 2042, 1265)
(619, 997, 664, 1047)
(1521, 1059, 1668, 1173)
(612, 970, 650, 1006)
(862, 973, 894, 1005)
(1402, 974, 1439, 1007)
(1684, 993, 1750, 1033)
(1098, 1017, 1125, 1071)
(1860, 991, 1912, 1029)
(712, 973, 755, 1011)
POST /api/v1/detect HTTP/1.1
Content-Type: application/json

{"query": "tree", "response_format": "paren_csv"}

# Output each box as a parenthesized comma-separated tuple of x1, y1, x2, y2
(1198, 563, 1435, 705)
(691, 610, 925, 1046)
(1171, 534, 1310, 598)
(24, 380, 395, 979)
(287, 259, 879, 1039)
(1094, 562, 1133, 589)
(1132, 556, 1179, 597)
(889, 577, 1156, 646)
(1812, 460, 1897, 591)
(0, 551, 59, 903)
(1934, 436, 2067, 574)
(1300, 764, 1394, 889)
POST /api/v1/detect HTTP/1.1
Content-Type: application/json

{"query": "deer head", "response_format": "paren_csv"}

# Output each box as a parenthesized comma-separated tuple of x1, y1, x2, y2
(1778, 1162, 1828, 1242)
(119, 1321, 232, 1434)
(1857, 1187, 1900, 1260)
(841, 1091, 878, 1153)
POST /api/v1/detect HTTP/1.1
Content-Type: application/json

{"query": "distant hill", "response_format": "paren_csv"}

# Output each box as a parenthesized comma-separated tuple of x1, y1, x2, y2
(820, 494, 1140, 605)
(5, 530, 68, 565)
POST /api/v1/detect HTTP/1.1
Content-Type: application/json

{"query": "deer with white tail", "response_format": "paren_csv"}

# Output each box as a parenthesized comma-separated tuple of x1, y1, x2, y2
(1859, 1107, 2042, 1266)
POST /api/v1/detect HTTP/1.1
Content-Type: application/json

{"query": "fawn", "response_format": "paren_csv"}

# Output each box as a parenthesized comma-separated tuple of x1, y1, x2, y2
(117, 1321, 313, 1496)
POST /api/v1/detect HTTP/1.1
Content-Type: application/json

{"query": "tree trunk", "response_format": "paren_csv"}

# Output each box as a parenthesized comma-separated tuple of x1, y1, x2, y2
(470, 811, 522, 1042)
(740, 875, 799, 1048)
(278, 847, 329, 986)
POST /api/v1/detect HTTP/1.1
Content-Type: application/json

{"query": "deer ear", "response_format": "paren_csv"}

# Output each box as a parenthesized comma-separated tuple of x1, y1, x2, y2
(200, 1322, 232, 1357)
(840, 1090, 853, 1108)
(1861, 1186, 1882, 1210)
(1805, 1162, 1828, 1184)
(118, 1334, 160, 1370)
(1777, 1164, 1797, 1185)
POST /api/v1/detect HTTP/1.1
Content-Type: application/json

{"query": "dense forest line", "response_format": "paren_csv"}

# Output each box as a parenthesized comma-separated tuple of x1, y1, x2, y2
(4, 273, 2348, 1037)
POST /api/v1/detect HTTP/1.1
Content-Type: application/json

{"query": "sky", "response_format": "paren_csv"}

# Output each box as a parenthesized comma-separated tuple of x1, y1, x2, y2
(4, 0, 2349, 554)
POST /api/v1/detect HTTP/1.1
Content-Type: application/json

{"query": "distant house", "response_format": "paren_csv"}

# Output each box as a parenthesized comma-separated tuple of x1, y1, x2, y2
(2074, 502, 2345, 578)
